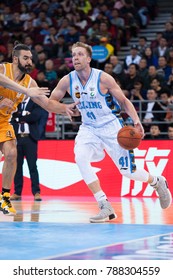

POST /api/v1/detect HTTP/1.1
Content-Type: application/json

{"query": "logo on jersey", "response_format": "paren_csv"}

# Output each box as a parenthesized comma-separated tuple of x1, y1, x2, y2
(75, 92, 81, 98)
(6, 130, 13, 138)
(89, 87, 96, 98)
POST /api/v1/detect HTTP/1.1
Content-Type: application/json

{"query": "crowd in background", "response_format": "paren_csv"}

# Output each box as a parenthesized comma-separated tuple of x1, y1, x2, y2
(1, 0, 173, 139)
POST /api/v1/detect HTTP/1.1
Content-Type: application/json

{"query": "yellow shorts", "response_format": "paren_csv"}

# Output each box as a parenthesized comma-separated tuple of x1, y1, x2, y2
(0, 122, 16, 143)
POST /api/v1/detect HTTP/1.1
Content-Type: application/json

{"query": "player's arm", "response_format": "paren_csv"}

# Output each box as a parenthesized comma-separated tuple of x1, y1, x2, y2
(101, 72, 144, 136)
(0, 97, 14, 109)
(31, 76, 79, 120)
(0, 65, 50, 97)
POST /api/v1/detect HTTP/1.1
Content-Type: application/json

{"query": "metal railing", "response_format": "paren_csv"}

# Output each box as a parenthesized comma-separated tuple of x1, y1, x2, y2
(46, 98, 171, 139)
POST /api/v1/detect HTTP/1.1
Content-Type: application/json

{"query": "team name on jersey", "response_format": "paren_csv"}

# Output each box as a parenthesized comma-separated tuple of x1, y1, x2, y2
(78, 101, 102, 110)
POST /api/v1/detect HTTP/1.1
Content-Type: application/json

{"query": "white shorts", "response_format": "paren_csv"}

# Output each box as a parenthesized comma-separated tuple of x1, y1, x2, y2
(74, 120, 136, 174)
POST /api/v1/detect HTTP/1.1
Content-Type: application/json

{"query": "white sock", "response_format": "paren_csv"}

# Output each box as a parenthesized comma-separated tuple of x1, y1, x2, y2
(94, 191, 107, 202)
(150, 176, 158, 186)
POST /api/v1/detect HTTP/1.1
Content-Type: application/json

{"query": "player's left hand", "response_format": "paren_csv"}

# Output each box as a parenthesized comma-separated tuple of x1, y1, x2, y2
(134, 122, 145, 139)
(26, 87, 50, 97)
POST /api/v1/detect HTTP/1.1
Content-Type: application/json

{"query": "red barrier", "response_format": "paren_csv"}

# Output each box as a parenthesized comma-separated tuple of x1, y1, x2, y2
(0, 140, 172, 197)
(45, 112, 56, 132)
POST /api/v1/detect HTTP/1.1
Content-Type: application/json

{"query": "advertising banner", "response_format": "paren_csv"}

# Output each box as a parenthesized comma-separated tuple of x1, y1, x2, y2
(0, 140, 172, 197)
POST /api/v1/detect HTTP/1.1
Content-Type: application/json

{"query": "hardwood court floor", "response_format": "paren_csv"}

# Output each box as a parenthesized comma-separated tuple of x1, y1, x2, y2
(0, 196, 172, 260)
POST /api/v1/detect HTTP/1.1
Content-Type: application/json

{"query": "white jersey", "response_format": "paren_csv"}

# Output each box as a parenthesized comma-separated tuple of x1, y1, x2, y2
(69, 68, 123, 128)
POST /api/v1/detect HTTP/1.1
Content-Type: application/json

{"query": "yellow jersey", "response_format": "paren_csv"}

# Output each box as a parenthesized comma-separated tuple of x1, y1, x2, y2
(0, 63, 31, 143)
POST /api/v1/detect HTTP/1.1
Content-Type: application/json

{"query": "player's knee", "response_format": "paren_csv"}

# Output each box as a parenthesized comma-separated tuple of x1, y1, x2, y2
(119, 168, 132, 178)
(4, 147, 17, 163)
(75, 150, 87, 164)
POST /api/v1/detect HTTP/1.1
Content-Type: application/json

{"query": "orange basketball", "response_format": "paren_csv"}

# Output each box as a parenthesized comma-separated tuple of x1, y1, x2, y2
(117, 125, 142, 150)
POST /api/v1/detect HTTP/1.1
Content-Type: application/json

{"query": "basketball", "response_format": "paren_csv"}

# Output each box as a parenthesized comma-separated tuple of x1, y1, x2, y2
(117, 125, 142, 150)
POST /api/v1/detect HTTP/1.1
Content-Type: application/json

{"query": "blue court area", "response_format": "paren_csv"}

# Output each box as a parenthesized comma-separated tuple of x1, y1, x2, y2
(0, 197, 173, 260)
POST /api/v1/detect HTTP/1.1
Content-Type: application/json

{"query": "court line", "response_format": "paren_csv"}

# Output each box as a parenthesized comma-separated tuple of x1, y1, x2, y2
(41, 231, 173, 260)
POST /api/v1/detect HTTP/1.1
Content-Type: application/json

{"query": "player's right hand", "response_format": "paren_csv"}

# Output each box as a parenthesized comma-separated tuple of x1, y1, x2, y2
(65, 101, 80, 121)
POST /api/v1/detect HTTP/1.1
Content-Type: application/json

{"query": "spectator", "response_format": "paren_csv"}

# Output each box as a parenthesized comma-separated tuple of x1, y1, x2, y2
(167, 73, 173, 92)
(64, 25, 80, 44)
(150, 77, 164, 97)
(119, 0, 140, 37)
(123, 63, 140, 95)
(124, 44, 141, 70)
(144, 124, 165, 139)
(164, 93, 173, 123)
(77, 0, 92, 14)
(142, 46, 158, 68)
(23, 35, 39, 64)
(32, 11, 52, 28)
(138, 57, 149, 89)
(167, 46, 173, 68)
(29, 62, 39, 80)
(74, 11, 88, 31)
(145, 65, 166, 89)
(52, 35, 69, 59)
(150, 31, 163, 50)
(86, 21, 100, 44)
(109, 55, 123, 76)
(137, 36, 148, 56)
(103, 63, 117, 79)
(162, 21, 173, 47)
(43, 25, 58, 46)
(153, 37, 170, 60)
(157, 56, 172, 82)
(78, 34, 88, 44)
(110, 8, 126, 46)
(130, 79, 146, 110)
(142, 89, 167, 132)
(19, 2, 31, 21)
(44, 59, 58, 85)
(167, 123, 173, 139)
(36, 51, 47, 71)
(56, 17, 70, 37)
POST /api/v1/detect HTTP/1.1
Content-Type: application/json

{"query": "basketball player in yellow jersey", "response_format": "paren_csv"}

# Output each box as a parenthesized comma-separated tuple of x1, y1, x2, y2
(0, 42, 78, 216)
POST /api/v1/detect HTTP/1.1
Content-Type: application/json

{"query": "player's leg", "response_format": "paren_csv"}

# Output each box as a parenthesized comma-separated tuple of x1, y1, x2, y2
(74, 125, 116, 222)
(0, 140, 17, 215)
(109, 143, 172, 209)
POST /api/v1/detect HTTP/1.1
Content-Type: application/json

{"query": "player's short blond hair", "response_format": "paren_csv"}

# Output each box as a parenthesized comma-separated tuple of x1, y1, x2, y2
(72, 42, 92, 58)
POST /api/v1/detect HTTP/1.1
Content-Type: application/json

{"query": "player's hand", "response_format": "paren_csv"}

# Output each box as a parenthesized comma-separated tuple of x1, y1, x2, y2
(134, 122, 145, 139)
(0, 98, 14, 109)
(65, 102, 80, 121)
(26, 87, 50, 97)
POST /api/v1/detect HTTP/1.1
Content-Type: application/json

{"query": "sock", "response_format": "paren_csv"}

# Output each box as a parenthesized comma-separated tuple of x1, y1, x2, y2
(94, 191, 107, 202)
(2, 188, 10, 195)
(150, 176, 158, 186)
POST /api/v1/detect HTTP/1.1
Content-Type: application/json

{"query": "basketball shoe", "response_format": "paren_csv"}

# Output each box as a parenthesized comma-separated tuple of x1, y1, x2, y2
(0, 192, 16, 216)
(152, 176, 172, 209)
(90, 199, 117, 223)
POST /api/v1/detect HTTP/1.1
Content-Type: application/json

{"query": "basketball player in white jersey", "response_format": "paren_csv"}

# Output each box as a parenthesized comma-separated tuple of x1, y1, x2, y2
(46, 42, 172, 223)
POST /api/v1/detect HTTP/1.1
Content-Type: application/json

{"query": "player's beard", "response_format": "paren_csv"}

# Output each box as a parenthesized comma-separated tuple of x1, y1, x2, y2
(18, 58, 32, 74)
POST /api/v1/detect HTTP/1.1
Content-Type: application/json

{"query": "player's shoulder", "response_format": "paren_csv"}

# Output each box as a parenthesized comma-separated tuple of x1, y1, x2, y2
(100, 70, 115, 82)
(60, 73, 70, 83)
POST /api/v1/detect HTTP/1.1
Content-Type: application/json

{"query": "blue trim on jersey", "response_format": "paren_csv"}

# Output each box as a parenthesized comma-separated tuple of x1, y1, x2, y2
(69, 73, 72, 97)
(76, 69, 94, 90)
(129, 150, 136, 173)
(97, 71, 104, 96)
